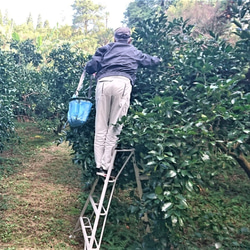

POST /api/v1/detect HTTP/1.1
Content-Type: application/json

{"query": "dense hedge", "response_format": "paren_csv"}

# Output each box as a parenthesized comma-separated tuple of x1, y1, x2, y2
(65, 1, 249, 248)
(0, 48, 17, 151)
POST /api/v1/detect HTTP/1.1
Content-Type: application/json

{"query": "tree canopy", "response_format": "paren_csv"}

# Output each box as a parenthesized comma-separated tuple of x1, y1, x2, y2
(123, 0, 167, 27)
(72, 0, 106, 34)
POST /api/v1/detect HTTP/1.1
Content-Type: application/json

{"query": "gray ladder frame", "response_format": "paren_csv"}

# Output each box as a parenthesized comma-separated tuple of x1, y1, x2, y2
(71, 148, 146, 250)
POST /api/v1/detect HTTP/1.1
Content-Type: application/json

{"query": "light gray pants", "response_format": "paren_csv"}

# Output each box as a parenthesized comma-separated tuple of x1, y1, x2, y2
(95, 76, 132, 170)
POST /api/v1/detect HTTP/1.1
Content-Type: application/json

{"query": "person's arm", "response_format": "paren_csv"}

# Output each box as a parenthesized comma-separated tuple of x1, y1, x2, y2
(85, 44, 111, 74)
(136, 49, 161, 68)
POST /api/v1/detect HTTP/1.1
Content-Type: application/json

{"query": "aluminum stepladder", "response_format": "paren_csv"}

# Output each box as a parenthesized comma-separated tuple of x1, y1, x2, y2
(71, 148, 146, 250)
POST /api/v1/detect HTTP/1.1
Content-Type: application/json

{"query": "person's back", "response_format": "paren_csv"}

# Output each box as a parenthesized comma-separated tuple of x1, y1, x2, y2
(96, 42, 140, 82)
(86, 31, 160, 84)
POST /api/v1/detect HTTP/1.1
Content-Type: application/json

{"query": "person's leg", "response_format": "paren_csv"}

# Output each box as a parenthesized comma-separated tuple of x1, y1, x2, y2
(94, 79, 111, 170)
(102, 77, 132, 170)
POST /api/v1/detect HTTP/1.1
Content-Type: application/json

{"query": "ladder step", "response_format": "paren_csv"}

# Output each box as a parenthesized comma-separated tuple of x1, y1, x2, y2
(89, 195, 98, 213)
(81, 217, 93, 230)
(100, 178, 116, 183)
(89, 196, 107, 216)
(108, 178, 116, 183)
(82, 217, 92, 224)
(81, 224, 92, 229)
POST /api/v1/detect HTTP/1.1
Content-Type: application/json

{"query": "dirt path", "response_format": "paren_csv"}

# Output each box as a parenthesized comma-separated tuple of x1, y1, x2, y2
(1, 142, 85, 249)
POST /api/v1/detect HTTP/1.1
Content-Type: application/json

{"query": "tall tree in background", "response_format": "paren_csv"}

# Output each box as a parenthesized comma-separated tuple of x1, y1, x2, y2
(123, 0, 167, 27)
(43, 20, 50, 29)
(3, 10, 10, 26)
(124, 0, 230, 37)
(26, 13, 33, 26)
(26, 13, 34, 35)
(36, 14, 43, 29)
(163, 0, 179, 8)
(166, 0, 230, 37)
(105, 11, 109, 29)
(72, 0, 105, 34)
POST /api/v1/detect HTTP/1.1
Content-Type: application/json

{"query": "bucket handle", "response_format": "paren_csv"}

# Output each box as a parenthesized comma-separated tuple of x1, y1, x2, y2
(75, 69, 93, 98)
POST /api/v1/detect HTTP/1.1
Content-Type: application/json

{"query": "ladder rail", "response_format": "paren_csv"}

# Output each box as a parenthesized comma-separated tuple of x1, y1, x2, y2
(115, 149, 134, 179)
(80, 217, 94, 250)
(73, 177, 99, 233)
(98, 170, 118, 245)
(89, 149, 118, 248)
(72, 148, 147, 250)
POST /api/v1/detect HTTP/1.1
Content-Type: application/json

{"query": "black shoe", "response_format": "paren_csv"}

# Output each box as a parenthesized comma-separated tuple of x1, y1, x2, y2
(110, 169, 117, 179)
(96, 167, 107, 177)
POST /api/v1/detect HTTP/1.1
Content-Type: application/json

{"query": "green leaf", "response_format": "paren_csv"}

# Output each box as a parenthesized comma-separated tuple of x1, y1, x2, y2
(215, 243, 222, 249)
(161, 202, 173, 212)
(171, 216, 178, 225)
(147, 161, 156, 166)
(176, 194, 186, 202)
(209, 30, 216, 38)
(177, 199, 188, 209)
(164, 212, 172, 219)
(148, 150, 157, 155)
(166, 170, 177, 178)
(147, 193, 157, 200)
(179, 217, 184, 227)
(129, 205, 138, 213)
(155, 186, 163, 195)
(165, 152, 173, 157)
(166, 110, 172, 118)
(167, 157, 176, 163)
(185, 180, 194, 192)
(233, 19, 242, 28)
(156, 155, 164, 161)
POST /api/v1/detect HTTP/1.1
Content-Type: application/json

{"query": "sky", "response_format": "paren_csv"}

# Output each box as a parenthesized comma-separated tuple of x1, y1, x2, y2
(0, 0, 133, 29)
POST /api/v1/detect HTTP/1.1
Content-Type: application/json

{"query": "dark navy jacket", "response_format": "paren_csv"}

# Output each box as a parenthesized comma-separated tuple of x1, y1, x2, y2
(85, 41, 160, 85)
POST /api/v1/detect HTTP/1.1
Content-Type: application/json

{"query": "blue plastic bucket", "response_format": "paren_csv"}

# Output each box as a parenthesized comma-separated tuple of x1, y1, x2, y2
(67, 97, 92, 127)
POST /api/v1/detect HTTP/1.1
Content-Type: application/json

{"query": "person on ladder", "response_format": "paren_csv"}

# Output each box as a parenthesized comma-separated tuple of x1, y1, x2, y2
(85, 27, 161, 178)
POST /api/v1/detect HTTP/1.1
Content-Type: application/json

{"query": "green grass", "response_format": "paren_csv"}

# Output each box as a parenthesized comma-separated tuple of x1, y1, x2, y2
(0, 122, 58, 180)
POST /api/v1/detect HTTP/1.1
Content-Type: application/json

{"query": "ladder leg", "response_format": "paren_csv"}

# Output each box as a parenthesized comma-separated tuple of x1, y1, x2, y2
(132, 153, 143, 199)
(132, 153, 150, 233)
(115, 149, 134, 179)
(98, 174, 117, 245)
(89, 150, 117, 248)
(72, 148, 145, 249)
(73, 177, 99, 233)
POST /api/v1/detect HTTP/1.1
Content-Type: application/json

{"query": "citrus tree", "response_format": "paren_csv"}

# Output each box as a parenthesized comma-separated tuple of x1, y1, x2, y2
(0, 45, 16, 151)
(65, 0, 249, 248)
(8, 38, 45, 121)
(41, 43, 89, 132)
(119, 1, 249, 247)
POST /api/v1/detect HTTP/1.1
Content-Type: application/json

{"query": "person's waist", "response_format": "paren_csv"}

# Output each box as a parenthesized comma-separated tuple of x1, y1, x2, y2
(99, 76, 130, 82)
(97, 72, 132, 83)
